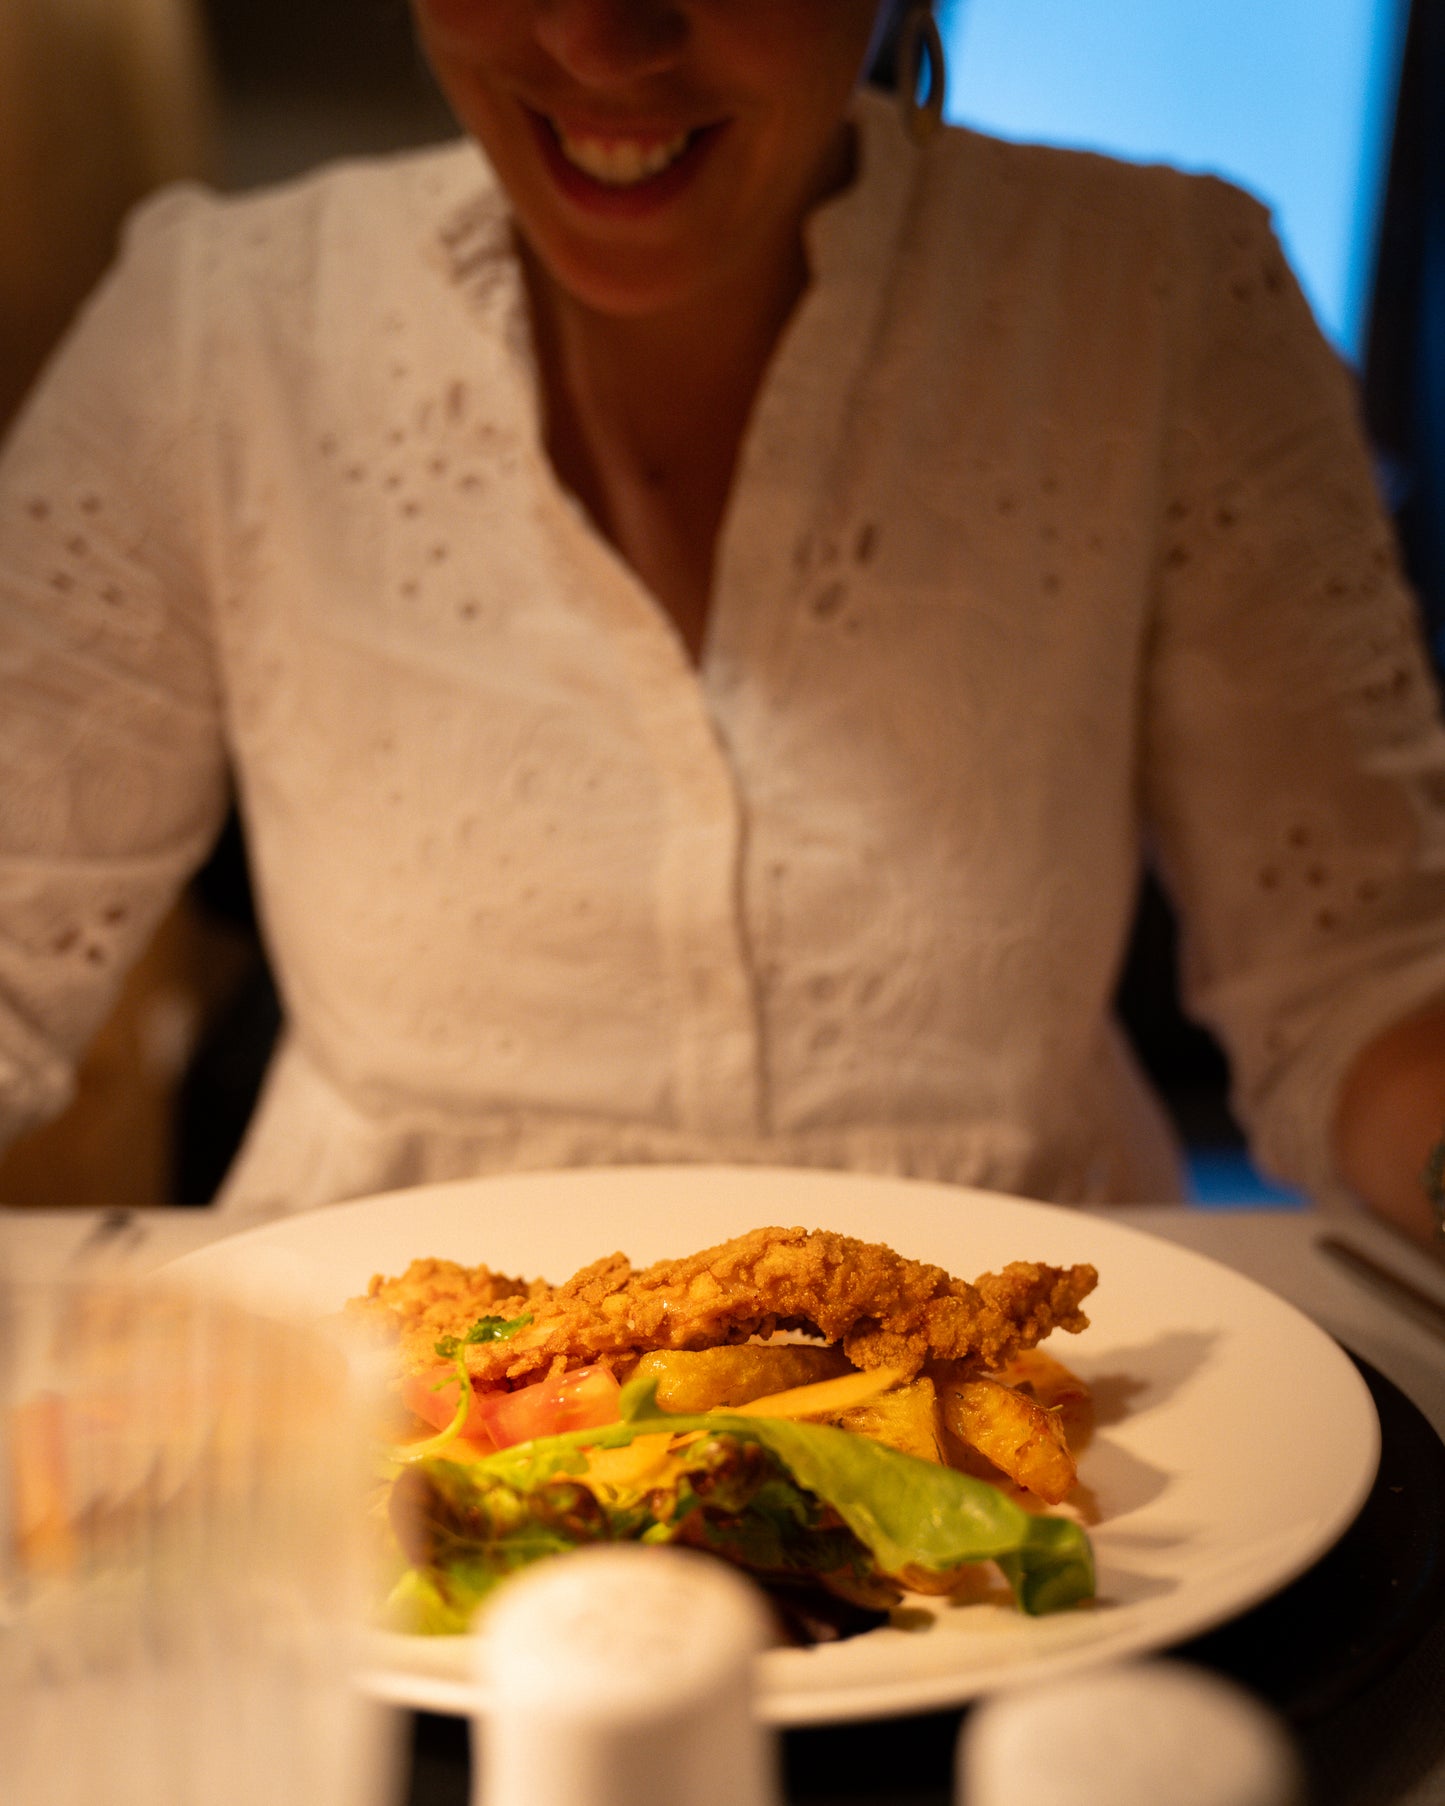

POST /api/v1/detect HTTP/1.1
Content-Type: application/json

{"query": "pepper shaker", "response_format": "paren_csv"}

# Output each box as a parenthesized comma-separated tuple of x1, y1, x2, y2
(958, 1661, 1304, 1806)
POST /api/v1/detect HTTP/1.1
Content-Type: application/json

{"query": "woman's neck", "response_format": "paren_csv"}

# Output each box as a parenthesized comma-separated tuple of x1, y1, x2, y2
(528, 214, 806, 473)
(517, 122, 857, 660)
(522, 226, 808, 659)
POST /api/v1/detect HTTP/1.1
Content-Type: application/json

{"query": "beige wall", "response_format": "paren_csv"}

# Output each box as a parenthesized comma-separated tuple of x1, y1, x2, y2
(0, 0, 214, 425)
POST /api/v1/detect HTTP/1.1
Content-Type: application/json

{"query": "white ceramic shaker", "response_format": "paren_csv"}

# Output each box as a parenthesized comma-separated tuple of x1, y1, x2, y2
(958, 1660, 1304, 1806)
(470, 1545, 782, 1806)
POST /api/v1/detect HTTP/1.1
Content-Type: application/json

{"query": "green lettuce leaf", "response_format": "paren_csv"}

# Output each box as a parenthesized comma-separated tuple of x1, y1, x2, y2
(387, 1376, 1093, 1629)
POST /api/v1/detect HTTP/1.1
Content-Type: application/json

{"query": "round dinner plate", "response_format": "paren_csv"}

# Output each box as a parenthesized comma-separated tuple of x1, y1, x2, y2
(165, 1166, 1380, 1725)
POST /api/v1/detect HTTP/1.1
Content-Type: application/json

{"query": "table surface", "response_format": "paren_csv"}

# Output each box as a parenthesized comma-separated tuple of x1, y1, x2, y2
(4, 1198, 1444, 1806)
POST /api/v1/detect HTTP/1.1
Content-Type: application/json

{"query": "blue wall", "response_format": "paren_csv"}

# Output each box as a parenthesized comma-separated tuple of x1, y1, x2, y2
(940, 0, 1411, 362)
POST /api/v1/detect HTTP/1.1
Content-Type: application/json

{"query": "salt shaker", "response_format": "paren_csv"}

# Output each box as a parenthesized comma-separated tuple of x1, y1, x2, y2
(958, 1661, 1304, 1806)
(471, 1545, 781, 1806)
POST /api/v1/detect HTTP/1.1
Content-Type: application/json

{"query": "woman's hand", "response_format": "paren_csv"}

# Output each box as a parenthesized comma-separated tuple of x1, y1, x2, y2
(1334, 1000, 1445, 1248)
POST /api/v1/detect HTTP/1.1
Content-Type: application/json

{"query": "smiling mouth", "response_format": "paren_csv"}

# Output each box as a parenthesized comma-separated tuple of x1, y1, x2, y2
(552, 125, 695, 187)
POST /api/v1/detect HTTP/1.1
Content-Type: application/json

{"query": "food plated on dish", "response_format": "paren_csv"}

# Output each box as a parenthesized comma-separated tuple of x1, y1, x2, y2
(347, 1225, 1101, 1642)
(159, 1167, 1380, 1723)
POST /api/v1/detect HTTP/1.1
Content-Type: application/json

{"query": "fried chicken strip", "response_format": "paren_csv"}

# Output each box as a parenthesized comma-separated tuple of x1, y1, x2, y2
(350, 1225, 1097, 1389)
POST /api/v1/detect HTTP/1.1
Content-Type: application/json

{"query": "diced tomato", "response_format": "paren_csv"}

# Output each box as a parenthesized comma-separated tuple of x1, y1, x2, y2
(400, 1365, 467, 1434)
(400, 1362, 622, 1452)
(398, 1366, 496, 1450)
(470, 1365, 622, 1450)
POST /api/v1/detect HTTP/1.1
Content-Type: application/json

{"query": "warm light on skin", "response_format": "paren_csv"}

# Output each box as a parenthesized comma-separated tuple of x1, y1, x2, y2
(407, 0, 891, 321)
(1334, 1000, 1445, 1248)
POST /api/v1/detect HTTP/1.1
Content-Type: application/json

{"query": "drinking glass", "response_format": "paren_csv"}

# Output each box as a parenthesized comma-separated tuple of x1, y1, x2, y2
(0, 1274, 400, 1806)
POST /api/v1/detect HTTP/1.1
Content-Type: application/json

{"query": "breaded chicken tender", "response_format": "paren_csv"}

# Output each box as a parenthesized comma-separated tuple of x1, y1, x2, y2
(347, 1255, 550, 1357)
(349, 1225, 1097, 1389)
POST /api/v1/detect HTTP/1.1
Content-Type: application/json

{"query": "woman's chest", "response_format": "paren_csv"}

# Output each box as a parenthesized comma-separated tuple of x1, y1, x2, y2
(211, 439, 1153, 946)
(203, 240, 1170, 974)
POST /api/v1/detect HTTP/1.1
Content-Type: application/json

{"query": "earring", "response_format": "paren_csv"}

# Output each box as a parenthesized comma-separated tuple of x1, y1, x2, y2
(896, 2, 946, 145)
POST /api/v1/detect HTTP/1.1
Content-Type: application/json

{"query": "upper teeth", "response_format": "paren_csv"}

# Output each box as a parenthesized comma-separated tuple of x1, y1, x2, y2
(556, 130, 691, 186)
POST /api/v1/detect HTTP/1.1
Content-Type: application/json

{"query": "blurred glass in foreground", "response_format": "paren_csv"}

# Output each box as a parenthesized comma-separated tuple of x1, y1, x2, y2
(0, 1276, 400, 1806)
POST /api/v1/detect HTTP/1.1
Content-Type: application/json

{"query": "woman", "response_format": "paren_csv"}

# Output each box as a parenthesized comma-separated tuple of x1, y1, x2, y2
(1, 0, 1443, 1242)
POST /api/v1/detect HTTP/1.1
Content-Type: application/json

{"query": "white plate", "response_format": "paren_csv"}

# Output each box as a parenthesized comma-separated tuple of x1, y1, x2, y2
(166, 1166, 1379, 1725)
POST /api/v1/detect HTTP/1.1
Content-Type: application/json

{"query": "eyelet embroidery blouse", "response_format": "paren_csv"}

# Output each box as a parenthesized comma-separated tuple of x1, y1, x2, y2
(4, 91, 1445, 1216)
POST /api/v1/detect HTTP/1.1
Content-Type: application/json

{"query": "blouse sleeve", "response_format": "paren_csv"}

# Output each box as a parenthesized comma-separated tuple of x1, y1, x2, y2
(1143, 173, 1445, 1204)
(0, 185, 229, 1144)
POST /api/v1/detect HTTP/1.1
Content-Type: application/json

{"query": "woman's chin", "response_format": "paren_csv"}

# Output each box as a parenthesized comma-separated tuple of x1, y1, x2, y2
(522, 232, 731, 322)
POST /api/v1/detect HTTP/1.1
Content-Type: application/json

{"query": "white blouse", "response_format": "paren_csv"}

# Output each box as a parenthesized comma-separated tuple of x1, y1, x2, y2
(4, 92, 1445, 1217)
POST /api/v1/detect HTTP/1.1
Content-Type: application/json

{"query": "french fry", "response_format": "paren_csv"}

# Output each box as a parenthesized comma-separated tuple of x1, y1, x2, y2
(836, 1376, 944, 1464)
(623, 1339, 1093, 1509)
(630, 1343, 853, 1413)
(935, 1368, 1077, 1505)
(989, 1348, 1095, 1451)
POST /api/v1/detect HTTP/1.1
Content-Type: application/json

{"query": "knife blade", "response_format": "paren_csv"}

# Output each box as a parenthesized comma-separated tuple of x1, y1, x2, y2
(1316, 1234, 1445, 1340)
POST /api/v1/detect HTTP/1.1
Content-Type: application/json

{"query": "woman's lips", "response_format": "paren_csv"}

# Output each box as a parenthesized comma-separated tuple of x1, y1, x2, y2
(526, 109, 728, 217)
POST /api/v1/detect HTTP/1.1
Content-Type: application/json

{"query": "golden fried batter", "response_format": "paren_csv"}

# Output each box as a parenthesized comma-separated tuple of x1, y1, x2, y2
(349, 1225, 1096, 1389)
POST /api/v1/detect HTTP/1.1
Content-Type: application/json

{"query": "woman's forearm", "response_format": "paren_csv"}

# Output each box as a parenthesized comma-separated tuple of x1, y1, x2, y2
(1333, 1001, 1445, 1247)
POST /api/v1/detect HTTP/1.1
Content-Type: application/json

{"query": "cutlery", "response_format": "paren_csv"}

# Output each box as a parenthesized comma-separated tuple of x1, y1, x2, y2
(1316, 1234, 1445, 1341)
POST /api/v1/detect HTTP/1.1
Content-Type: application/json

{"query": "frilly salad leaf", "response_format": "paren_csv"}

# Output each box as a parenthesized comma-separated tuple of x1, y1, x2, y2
(385, 1375, 1094, 1634)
